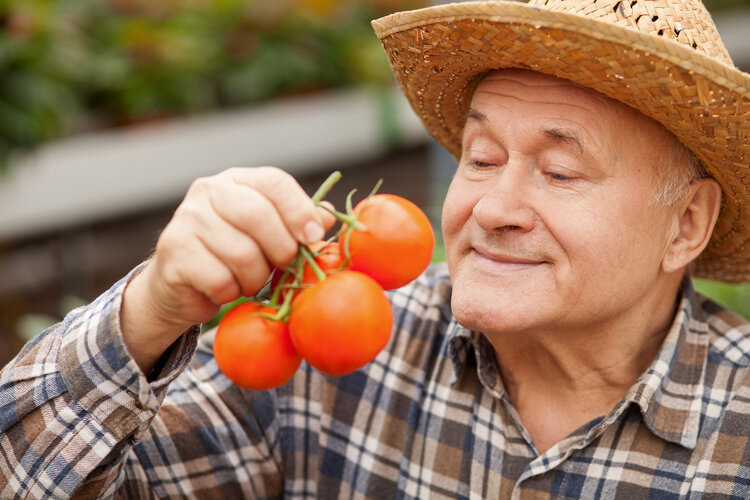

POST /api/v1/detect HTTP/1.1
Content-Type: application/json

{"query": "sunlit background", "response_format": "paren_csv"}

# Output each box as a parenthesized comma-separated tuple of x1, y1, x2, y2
(0, 0, 748, 366)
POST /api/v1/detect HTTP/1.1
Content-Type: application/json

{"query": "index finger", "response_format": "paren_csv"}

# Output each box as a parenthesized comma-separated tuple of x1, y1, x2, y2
(225, 166, 326, 244)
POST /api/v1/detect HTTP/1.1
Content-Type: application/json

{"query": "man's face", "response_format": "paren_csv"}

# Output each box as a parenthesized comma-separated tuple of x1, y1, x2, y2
(442, 70, 682, 336)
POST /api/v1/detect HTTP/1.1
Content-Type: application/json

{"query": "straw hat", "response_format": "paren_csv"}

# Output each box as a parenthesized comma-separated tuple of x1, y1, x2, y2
(372, 0, 750, 283)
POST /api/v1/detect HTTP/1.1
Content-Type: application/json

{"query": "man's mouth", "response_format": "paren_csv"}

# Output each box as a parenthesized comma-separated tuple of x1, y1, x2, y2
(469, 246, 547, 272)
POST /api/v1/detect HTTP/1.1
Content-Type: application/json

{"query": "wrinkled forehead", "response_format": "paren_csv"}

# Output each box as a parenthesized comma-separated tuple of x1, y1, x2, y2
(468, 68, 677, 148)
(473, 69, 626, 117)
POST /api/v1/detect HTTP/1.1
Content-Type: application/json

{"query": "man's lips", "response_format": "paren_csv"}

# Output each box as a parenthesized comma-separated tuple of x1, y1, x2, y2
(469, 246, 548, 271)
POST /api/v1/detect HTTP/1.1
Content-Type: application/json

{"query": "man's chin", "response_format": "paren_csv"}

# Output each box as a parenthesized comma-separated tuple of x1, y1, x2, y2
(451, 291, 515, 335)
(448, 262, 551, 330)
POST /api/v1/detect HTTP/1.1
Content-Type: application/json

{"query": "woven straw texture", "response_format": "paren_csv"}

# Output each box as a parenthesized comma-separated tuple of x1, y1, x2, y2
(373, 0, 750, 283)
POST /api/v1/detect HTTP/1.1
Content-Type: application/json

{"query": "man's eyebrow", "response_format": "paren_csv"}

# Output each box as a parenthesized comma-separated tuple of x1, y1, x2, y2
(465, 107, 487, 125)
(543, 127, 584, 154)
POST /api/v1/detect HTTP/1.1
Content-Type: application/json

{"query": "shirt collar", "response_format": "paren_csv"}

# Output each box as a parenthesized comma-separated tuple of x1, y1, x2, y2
(446, 278, 708, 449)
(625, 279, 708, 449)
(447, 320, 505, 397)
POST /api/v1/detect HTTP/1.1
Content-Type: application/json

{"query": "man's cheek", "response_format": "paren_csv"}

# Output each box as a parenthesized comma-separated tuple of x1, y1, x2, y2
(440, 196, 461, 237)
(441, 209, 463, 263)
(442, 191, 477, 241)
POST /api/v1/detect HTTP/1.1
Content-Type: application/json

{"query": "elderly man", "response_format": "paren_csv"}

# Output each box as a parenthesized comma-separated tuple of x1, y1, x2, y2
(2, 0, 749, 498)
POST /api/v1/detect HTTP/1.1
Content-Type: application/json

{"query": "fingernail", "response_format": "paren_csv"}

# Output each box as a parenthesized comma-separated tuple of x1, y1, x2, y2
(303, 220, 324, 244)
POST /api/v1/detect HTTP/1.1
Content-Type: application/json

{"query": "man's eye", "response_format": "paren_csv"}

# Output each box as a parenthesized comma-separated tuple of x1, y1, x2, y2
(545, 171, 576, 182)
(468, 160, 493, 168)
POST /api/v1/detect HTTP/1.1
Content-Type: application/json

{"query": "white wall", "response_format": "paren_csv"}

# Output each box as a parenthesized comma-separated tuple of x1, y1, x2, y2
(0, 88, 427, 242)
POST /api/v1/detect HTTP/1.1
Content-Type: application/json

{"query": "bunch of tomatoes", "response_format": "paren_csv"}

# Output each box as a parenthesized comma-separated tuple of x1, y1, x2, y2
(213, 171, 435, 390)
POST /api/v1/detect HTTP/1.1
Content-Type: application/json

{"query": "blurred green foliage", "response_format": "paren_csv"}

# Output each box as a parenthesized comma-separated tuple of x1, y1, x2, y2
(703, 0, 747, 11)
(693, 279, 750, 321)
(0, 0, 741, 165)
(0, 0, 427, 164)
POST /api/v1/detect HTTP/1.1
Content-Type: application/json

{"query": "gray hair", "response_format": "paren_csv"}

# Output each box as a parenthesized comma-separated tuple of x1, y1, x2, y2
(651, 137, 709, 207)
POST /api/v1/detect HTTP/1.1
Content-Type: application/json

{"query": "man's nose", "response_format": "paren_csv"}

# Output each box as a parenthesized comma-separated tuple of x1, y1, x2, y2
(472, 164, 536, 233)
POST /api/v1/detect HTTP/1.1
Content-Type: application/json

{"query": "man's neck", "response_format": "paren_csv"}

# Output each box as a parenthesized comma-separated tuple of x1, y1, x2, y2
(486, 278, 682, 454)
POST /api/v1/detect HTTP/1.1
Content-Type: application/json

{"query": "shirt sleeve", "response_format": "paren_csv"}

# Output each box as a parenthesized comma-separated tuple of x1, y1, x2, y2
(0, 266, 200, 499)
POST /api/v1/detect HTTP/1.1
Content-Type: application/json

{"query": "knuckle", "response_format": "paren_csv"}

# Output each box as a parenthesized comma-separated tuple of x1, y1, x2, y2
(238, 262, 273, 297)
(188, 175, 213, 194)
(201, 266, 240, 302)
(206, 279, 240, 304)
(175, 198, 201, 221)
(257, 165, 291, 180)
(188, 174, 228, 203)
(259, 167, 295, 193)
(221, 166, 246, 181)
(169, 203, 207, 240)
(228, 240, 260, 270)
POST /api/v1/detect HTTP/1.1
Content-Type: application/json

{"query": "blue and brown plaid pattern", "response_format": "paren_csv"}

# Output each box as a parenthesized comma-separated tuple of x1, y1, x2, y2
(2, 264, 750, 499)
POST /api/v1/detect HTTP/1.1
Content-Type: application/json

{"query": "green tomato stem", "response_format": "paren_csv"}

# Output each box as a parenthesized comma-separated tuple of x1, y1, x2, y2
(300, 244, 327, 281)
(318, 203, 364, 230)
(268, 274, 285, 308)
(258, 283, 296, 322)
(366, 178, 383, 199)
(341, 225, 354, 262)
(311, 170, 342, 203)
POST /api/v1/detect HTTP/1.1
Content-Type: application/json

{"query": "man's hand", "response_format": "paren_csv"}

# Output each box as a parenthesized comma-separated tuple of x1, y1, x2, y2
(120, 167, 334, 375)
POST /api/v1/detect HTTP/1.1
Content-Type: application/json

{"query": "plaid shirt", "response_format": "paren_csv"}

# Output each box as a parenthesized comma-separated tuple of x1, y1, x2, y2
(2, 263, 750, 499)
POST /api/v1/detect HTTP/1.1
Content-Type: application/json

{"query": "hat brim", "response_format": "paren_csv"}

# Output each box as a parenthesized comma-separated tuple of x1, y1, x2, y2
(373, 1, 750, 283)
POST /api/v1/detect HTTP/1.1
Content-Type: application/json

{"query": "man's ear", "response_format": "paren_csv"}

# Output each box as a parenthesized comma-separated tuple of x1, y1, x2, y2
(662, 178, 722, 274)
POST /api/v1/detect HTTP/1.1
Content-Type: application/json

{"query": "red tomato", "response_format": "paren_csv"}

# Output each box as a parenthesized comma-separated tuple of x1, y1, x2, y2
(288, 270, 392, 376)
(299, 242, 344, 283)
(270, 241, 345, 299)
(342, 194, 434, 290)
(214, 302, 301, 390)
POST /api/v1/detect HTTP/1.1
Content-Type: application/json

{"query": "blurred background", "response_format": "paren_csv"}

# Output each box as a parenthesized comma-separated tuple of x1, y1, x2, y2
(0, 0, 748, 367)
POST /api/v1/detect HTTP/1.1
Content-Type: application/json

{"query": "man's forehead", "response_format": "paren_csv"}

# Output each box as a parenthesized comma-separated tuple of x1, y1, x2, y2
(474, 69, 617, 110)
(468, 69, 668, 141)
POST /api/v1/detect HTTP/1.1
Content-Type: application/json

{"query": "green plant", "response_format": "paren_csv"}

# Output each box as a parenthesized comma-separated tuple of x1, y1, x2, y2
(703, 0, 747, 11)
(0, 0, 428, 165)
(693, 279, 750, 321)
